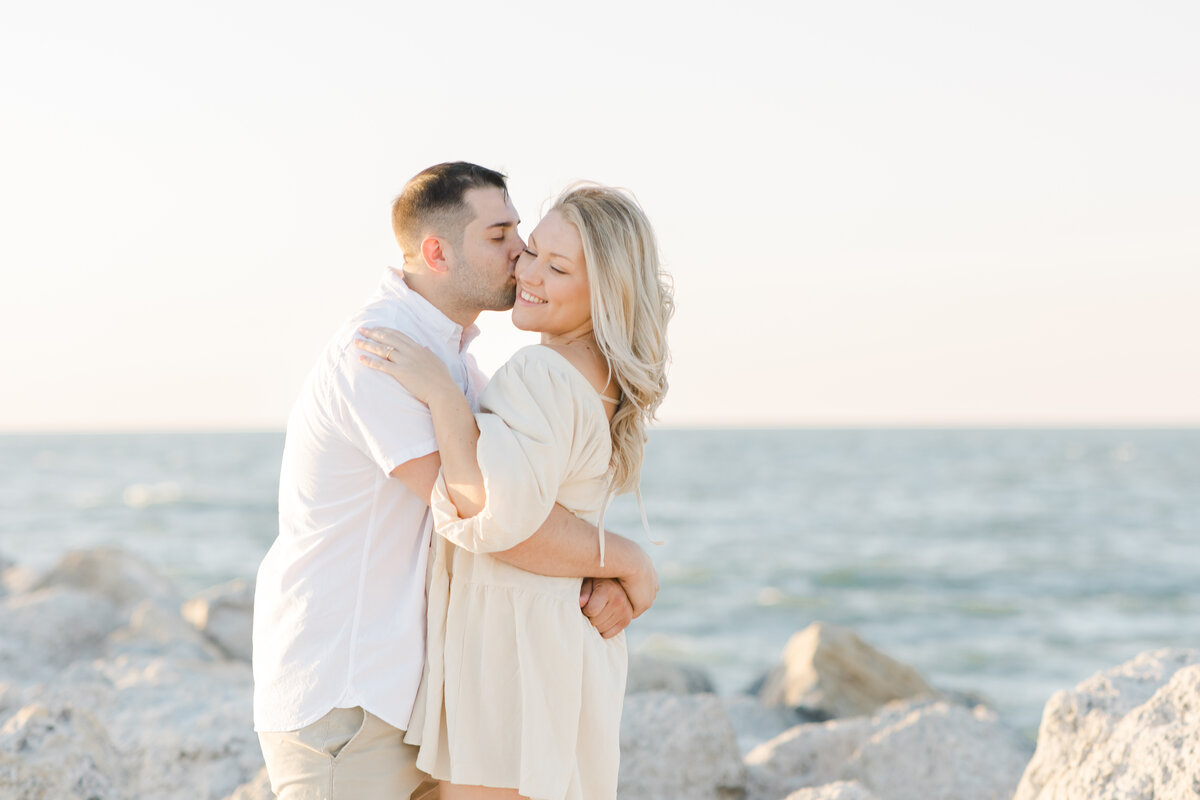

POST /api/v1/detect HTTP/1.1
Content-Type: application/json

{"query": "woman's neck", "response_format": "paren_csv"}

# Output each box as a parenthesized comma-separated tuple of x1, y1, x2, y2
(540, 326, 597, 350)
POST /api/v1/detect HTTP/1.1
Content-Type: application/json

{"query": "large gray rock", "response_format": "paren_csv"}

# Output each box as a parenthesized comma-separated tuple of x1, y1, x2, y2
(626, 653, 716, 694)
(108, 599, 225, 662)
(759, 623, 935, 719)
(224, 766, 273, 800)
(784, 781, 880, 800)
(182, 579, 255, 661)
(746, 715, 877, 799)
(0, 549, 265, 800)
(0, 551, 14, 596)
(722, 693, 807, 755)
(1013, 648, 1200, 800)
(0, 702, 125, 799)
(0, 586, 122, 683)
(1, 654, 261, 800)
(31, 548, 180, 612)
(619, 691, 746, 799)
(746, 698, 1031, 800)
(841, 701, 1031, 800)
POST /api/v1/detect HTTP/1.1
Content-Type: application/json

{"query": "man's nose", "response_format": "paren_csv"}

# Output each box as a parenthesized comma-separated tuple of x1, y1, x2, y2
(510, 234, 526, 260)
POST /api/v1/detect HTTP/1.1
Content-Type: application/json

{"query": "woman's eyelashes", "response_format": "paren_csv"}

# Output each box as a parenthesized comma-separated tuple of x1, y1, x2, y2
(522, 246, 564, 274)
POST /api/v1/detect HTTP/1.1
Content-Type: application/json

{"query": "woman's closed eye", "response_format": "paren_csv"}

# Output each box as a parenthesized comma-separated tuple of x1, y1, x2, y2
(523, 246, 564, 273)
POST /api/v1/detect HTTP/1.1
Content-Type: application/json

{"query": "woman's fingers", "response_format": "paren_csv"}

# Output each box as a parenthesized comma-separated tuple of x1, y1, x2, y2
(354, 329, 427, 366)
(353, 337, 390, 359)
(358, 327, 417, 349)
(357, 353, 398, 374)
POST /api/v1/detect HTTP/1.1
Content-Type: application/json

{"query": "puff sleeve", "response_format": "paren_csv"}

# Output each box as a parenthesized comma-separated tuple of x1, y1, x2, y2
(429, 346, 609, 553)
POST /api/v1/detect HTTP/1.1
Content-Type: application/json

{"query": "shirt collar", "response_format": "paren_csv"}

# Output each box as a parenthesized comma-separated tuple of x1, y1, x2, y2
(380, 268, 481, 354)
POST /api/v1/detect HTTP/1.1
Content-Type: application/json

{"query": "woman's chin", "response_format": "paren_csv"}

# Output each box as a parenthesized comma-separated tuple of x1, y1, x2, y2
(511, 315, 542, 333)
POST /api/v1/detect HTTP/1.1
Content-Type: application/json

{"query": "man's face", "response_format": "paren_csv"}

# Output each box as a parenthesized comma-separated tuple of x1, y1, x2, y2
(448, 187, 524, 313)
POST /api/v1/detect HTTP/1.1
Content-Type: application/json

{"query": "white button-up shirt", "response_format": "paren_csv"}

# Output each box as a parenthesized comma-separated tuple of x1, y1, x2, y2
(253, 268, 486, 732)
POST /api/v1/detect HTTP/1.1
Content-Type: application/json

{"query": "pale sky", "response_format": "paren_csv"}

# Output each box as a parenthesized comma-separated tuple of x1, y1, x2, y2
(2, 0, 1198, 431)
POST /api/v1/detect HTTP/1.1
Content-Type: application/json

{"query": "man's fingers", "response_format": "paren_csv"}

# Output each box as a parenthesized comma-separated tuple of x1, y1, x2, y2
(582, 578, 634, 637)
(579, 578, 594, 608)
(582, 586, 609, 618)
(594, 605, 633, 638)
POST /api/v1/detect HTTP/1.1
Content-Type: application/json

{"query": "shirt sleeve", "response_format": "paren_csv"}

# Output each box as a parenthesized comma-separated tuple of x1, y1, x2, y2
(333, 339, 440, 476)
(429, 348, 599, 553)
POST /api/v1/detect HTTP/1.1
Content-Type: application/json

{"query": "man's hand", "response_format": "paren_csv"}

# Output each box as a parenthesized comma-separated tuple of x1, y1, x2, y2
(617, 547, 659, 619)
(579, 578, 636, 639)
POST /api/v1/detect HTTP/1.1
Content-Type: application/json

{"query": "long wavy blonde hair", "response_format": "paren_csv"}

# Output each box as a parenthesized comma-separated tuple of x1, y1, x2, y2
(552, 183, 674, 495)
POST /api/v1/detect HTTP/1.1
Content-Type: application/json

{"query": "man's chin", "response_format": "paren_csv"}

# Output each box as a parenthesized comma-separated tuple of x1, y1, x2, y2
(490, 290, 517, 312)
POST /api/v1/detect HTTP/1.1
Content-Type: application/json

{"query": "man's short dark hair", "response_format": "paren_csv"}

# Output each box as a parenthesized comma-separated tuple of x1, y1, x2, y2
(391, 162, 508, 256)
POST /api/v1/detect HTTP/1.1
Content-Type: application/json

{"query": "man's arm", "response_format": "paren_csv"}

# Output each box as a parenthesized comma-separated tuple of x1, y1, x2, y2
(390, 455, 658, 619)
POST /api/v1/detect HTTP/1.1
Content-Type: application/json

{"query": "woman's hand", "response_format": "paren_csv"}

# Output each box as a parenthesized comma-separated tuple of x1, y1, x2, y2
(355, 327, 457, 404)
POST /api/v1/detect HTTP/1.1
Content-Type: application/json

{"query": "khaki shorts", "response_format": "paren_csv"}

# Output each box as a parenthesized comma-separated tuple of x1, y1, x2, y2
(258, 706, 439, 800)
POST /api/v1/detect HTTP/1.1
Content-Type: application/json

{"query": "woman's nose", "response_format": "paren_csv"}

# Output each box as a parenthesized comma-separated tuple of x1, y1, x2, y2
(515, 254, 539, 283)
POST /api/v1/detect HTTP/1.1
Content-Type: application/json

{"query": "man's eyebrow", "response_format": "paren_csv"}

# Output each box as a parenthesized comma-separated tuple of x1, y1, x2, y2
(485, 220, 519, 229)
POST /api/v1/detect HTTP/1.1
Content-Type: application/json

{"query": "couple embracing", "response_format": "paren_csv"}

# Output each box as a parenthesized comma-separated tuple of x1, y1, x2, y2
(252, 162, 674, 799)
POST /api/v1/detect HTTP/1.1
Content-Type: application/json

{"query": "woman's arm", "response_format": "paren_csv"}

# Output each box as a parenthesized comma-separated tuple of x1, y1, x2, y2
(355, 326, 485, 517)
(423, 383, 484, 516)
(391, 450, 657, 621)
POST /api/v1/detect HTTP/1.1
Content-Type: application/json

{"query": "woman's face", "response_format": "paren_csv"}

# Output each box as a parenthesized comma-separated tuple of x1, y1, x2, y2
(512, 210, 592, 337)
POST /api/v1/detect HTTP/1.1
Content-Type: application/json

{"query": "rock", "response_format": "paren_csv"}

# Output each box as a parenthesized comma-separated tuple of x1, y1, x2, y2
(224, 766, 273, 800)
(746, 715, 876, 799)
(784, 781, 881, 800)
(0, 702, 125, 799)
(626, 653, 716, 694)
(759, 623, 935, 719)
(0, 586, 121, 683)
(722, 693, 807, 755)
(619, 691, 746, 799)
(841, 701, 1031, 800)
(108, 599, 225, 662)
(3, 653, 262, 799)
(0, 550, 265, 799)
(746, 698, 1031, 800)
(0, 552, 13, 597)
(1013, 648, 1200, 800)
(182, 579, 254, 661)
(32, 548, 180, 612)
(0, 562, 37, 597)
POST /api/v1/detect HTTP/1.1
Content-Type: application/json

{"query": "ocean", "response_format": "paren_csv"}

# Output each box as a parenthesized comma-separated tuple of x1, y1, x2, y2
(2, 428, 1196, 736)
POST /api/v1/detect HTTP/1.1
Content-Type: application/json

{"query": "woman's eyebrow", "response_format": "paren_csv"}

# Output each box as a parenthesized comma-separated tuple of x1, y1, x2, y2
(528, 235, 574, 263)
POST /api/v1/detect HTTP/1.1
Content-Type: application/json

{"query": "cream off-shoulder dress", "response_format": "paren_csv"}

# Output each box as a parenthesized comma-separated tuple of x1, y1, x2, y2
(403, 345, 627, 800)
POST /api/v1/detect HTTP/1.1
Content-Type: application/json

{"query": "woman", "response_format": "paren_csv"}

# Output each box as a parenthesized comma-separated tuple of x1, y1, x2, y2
(355, 183, 673, 800)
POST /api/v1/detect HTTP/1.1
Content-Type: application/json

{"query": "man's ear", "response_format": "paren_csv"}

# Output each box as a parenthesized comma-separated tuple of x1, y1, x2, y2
(421, 236, 451, 274)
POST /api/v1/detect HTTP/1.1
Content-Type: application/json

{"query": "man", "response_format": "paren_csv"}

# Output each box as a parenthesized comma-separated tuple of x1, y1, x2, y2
(253, 162, 658, 800)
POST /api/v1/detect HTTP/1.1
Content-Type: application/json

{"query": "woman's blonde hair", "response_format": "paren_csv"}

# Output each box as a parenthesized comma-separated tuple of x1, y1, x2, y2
(551, 183, 674, 495)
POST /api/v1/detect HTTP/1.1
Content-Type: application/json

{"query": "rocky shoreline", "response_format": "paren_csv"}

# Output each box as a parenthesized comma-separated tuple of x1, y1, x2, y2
(2, 548, 1197, 799)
